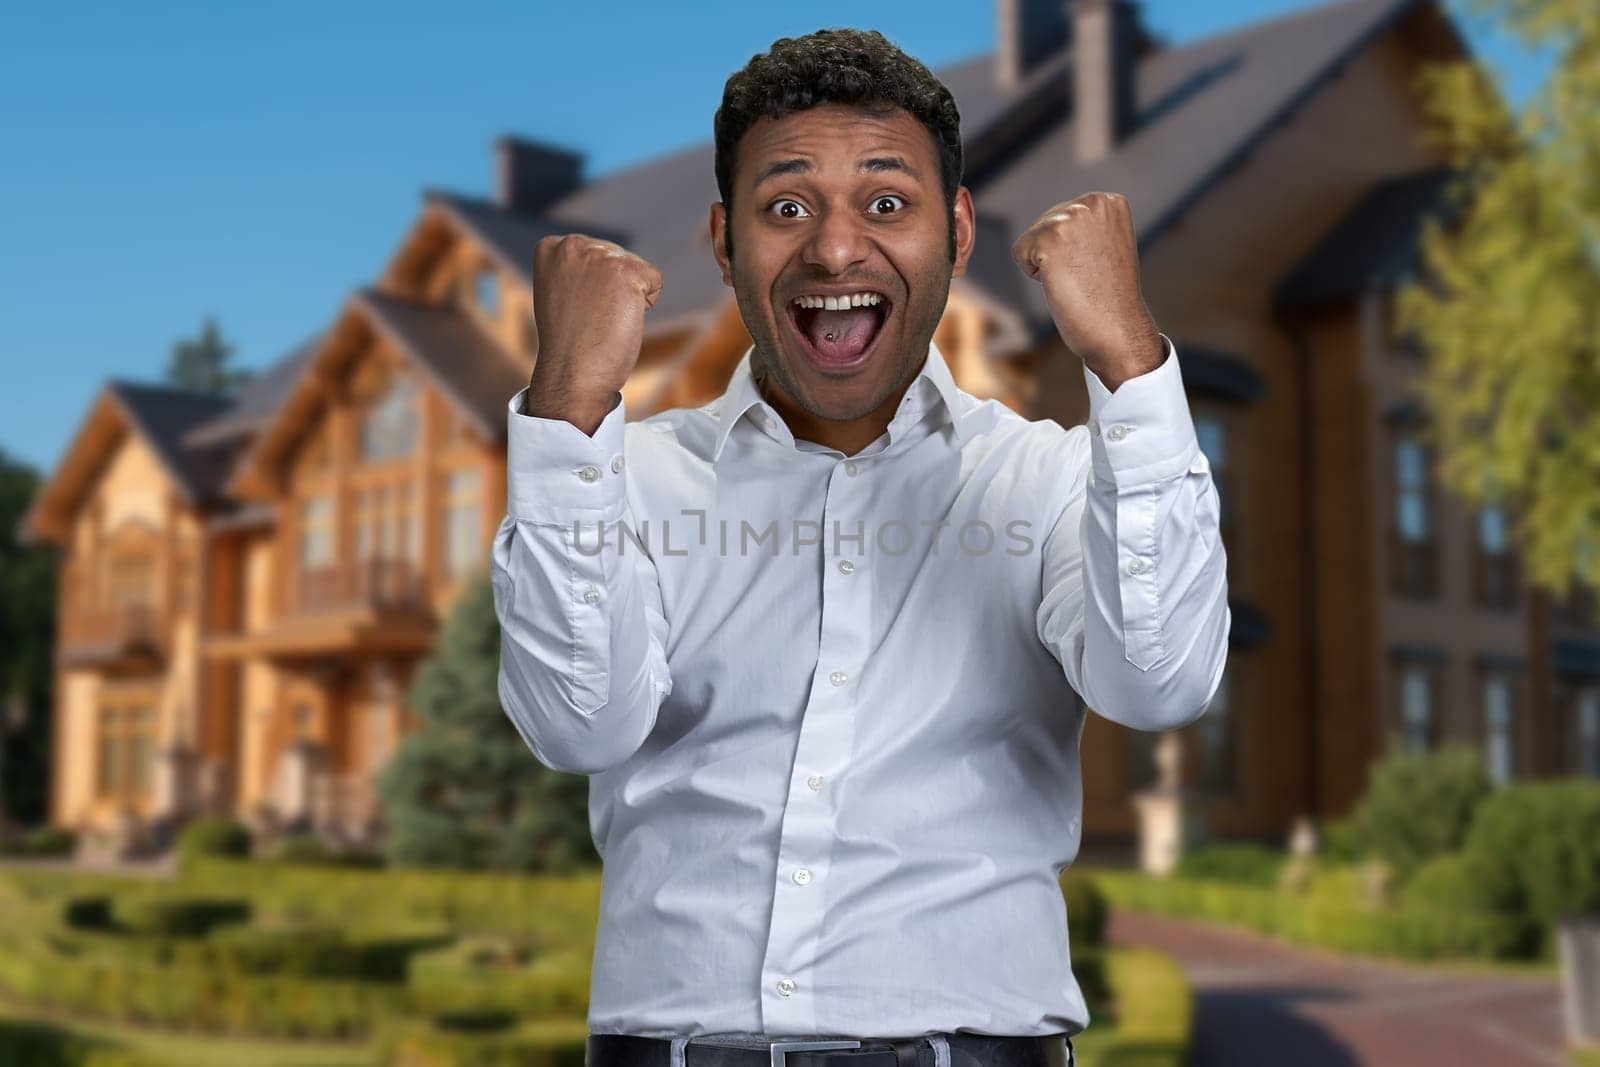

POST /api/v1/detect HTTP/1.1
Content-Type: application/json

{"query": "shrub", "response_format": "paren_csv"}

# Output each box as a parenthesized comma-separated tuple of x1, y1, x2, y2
(175, 816, 252, 868)
(1318, 816, 1360, 863)
(1401, 850, 1522, 913)
(1348, 744, 1491, 883)
(61, 894, 113, 931)
(114, 895, 251, 937)
(1061, 870, 1108, 946)
(1174, 843, 1284, 887)
(1464, 779, 1600, 938)
(0, 825, 78, 857)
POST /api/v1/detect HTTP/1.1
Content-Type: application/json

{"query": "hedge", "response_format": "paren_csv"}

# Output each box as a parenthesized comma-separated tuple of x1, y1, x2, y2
(1090, 868, 1531, 960)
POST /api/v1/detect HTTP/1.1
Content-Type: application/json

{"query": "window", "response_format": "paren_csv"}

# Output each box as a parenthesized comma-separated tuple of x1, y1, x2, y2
(360, 376, 418, 462)
(1193, 663, 1234, 795)
(1578, 687, 1600, 777)
(106, 554, 156, 609)
(1399, 664, 1435, 752)
(444, 469, 482, 578)
(95, 701, 156, 803)
(1474, 502, 1519, 610)
(474, 266, 499, 318)
(1481, 673, 1515, 785)
(1478, 504, 1506, 554)
(1390, 434, 1439, 597)
(300, 496, 334, 570)
(1395, 438, 1430, 542)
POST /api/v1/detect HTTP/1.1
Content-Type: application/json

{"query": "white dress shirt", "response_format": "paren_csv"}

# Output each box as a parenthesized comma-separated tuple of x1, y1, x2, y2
(491, 333, 1229, 1041)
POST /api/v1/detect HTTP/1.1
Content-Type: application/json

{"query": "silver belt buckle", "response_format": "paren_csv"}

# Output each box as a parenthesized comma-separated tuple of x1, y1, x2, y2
(769, 1040, 862, 1067)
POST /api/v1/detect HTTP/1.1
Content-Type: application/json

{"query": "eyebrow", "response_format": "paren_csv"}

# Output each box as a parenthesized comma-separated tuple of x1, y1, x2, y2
(752, 156, 922, 189)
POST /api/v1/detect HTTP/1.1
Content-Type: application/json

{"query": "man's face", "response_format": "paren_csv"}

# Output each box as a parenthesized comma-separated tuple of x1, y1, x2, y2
(711, 103, 975, 426)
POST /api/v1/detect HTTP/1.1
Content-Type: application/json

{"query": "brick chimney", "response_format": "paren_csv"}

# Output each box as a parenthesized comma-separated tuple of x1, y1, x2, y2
(493, 136, 584, 215)
(995, 0, 1071, 91)
(1069, 0, 1139, 163)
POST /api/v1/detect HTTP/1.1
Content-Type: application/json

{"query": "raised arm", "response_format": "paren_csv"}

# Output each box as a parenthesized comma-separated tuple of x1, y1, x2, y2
(1035, 334, 1230, 730)
(490, 234, 673, 775)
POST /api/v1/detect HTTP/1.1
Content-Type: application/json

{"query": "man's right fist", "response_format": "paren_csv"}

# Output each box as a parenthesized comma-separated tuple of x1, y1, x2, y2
(525, 234, 663, 434)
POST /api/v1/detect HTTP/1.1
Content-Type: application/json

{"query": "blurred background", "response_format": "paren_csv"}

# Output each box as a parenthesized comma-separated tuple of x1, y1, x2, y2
(1, 0, 1596, 1064)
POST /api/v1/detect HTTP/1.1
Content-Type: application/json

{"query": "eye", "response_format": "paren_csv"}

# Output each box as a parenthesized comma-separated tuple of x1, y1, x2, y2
(768, 199, 810, 219)
(869, 195, 907, 215)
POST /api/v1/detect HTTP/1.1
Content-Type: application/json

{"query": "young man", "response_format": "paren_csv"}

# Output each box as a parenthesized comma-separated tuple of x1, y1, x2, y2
(492, 26, 1229, 1067)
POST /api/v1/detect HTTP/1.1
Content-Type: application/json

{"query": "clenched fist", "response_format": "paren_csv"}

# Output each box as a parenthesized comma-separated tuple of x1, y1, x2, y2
(1011, 192, 1163, 387)
(525, 234, 663, 434)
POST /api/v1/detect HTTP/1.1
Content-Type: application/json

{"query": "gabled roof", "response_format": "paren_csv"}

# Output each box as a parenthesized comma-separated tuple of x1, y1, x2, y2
(354, 288, 527, 439)
(184, 333, 323, 447)
(1272, 164, 1469, 311)
(22, 381, 237, 543)
(226, 288, 526, 499)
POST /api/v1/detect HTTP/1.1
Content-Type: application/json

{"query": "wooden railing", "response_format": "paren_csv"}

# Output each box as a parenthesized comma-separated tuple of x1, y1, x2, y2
(59, 603, 164, 656)
(296, 558, 426, 615)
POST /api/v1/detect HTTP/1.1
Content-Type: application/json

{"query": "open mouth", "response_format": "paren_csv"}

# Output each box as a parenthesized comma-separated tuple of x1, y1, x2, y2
(784, 293, 893, 371)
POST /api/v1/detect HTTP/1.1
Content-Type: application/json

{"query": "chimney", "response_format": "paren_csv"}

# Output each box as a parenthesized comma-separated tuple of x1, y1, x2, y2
(493, 136, 585, 215)
(1069, 0, 1139, 163)
(995, 0, 1071, 91)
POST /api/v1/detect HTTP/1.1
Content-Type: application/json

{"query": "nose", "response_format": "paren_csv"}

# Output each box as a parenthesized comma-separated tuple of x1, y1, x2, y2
(801, 207, 872, 277)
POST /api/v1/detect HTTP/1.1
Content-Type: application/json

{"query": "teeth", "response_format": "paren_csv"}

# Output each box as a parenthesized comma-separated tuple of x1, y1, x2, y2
(792, 293, 883, 310)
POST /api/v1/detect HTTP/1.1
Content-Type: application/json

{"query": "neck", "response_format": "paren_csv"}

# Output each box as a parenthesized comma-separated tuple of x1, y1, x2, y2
(752, 363, 918, 457)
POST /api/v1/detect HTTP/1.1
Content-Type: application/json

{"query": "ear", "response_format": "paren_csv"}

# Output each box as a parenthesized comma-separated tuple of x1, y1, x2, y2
(710, 201, 732, 286)
(951, 186, 976, 280)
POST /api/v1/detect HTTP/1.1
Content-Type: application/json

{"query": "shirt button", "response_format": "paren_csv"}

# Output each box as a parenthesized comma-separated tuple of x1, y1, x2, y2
(807, 775, 825, 791)
(1127, 557, 1149, 575)
(610, 454, 625, 474)
(1108, 423, 1130, 441)
(577, 465, 601, 483)
(1087, 419, 1100, 437)
(843, 460, 859, 476)
(582, 586, 601, 605)
(829, 671, 848, 687)
(837, 559, 856, 575)
(791, 868, 812, 886)
(777, 978, 796, 997)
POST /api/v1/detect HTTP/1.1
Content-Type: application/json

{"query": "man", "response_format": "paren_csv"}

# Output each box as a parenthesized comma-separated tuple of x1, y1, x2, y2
(491, 26, 1229, 1067)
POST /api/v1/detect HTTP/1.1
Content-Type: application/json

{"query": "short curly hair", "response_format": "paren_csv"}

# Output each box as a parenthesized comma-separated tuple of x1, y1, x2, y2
(713, 27, 964, 262)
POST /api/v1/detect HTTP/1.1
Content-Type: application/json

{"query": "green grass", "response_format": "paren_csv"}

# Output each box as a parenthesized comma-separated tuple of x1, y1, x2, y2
(1072, 948, 1192, 1067)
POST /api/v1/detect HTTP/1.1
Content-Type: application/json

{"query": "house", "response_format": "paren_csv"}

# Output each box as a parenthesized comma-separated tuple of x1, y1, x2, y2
(22, 0, 1599, 855)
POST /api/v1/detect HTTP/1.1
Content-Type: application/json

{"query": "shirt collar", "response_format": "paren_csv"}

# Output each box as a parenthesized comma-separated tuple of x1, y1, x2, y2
(710, 338, 972, 463)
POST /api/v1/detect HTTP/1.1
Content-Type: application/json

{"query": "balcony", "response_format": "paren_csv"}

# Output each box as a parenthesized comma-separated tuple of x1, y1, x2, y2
(207, 558, 435, 663)
(58, 604, 165, 671)
(296, 558, 427, 615)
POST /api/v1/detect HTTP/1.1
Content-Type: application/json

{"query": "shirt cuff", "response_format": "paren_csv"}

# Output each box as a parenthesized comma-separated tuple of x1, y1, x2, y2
(506, 388, 628, 520)
(1082, 333, 1199, 489)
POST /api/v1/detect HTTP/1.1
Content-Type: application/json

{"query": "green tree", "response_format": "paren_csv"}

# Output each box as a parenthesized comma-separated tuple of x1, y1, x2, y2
(1394, 0, 1600, 602)
(0, 450, 56, 827)
(373, 577, 598, 872)
(165, 316, 249, 393)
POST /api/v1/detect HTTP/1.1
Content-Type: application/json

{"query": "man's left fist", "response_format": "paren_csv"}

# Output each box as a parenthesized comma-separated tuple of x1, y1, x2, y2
(1010, 191, 1163, 376)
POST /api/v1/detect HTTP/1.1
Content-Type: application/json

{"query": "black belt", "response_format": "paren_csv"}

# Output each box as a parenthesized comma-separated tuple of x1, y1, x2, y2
(587, 1032, 1075, 1067)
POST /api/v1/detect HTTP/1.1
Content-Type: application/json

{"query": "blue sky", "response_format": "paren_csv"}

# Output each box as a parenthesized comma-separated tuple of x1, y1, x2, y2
(0, 1, 1556, 475)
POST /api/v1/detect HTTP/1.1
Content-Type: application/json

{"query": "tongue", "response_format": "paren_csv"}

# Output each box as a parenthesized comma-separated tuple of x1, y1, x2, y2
(804, 306, 880, 362)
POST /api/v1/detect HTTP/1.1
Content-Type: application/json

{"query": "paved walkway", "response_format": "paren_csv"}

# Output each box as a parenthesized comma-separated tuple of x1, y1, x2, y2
(1108, 909, 1569, 1066)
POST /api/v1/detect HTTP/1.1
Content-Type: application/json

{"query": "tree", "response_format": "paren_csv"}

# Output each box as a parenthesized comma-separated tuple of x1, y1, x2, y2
(165, 316, 249, 393)
(373, 577, 598, 872)
(0, 450, 56, 827)
(1393, 0, 1600, 604)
